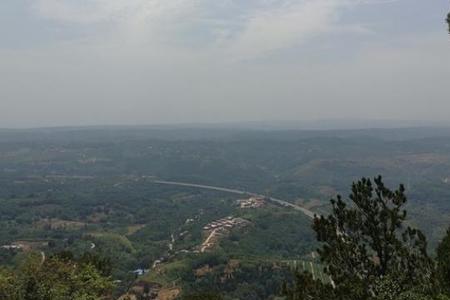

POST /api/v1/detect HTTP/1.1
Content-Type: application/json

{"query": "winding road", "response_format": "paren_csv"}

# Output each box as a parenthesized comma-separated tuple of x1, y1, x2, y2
(150, 180, 333, 286)
(152, 180, 316, 219)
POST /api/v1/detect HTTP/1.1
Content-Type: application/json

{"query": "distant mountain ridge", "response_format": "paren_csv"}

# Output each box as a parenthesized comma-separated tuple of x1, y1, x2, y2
(2, 123, 450, 142)
(1, 118, 450, 131)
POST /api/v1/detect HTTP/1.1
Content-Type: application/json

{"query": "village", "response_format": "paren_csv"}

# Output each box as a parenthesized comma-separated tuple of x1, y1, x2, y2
(200, 196, 266, 252)
(236, 196, 266, 209)
(201, 216, 251, 252)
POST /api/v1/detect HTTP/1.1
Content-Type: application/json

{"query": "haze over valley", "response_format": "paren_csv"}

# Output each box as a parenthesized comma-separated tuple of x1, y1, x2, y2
(1, 1, 450, 299)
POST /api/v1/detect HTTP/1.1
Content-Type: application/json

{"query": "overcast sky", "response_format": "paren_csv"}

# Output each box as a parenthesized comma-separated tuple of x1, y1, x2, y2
(0, 0, 449, 128)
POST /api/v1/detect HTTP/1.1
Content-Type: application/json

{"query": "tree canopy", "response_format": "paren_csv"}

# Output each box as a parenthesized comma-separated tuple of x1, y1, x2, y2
(437, 228, 450, 295)
(0, 252, 113, 300)
(284, 176, 450, 300)
(314, 176, 433, 298)
(447, 12, 450, 34)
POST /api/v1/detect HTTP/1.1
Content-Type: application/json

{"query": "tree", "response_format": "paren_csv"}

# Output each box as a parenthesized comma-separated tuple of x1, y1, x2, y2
(437, 228, 450, 295)
(312, 176, 434, 299)
(79, 252, 113, 276)
(0, 252, 114, 300)
(447, 12, 450, 34)
(0, 268, 20, 300)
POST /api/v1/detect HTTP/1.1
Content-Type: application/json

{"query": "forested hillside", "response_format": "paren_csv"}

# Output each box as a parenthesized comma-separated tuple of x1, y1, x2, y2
(0, 127, 450, 299)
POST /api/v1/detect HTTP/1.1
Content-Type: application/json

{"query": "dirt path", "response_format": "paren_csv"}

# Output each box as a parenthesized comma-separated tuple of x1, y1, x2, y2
(201, 229, 218, 252)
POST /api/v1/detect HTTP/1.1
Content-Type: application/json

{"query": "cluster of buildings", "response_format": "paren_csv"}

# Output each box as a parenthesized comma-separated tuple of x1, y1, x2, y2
(237, 196, 266, 209)
(131, 268, 150, 276)
(202, 216, 236, 231)
(201, 217, 250, 252)
(1, 244, 23, 250)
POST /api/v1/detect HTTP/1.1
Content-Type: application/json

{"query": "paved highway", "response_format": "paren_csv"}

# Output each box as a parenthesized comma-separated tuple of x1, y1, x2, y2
(152, 180, 316, 219)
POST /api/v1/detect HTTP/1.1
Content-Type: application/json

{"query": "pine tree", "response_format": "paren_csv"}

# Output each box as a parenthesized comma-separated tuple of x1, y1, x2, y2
(312, 176, 434, 299)
(447, 12, 450, 34)
(437, 228, 450, 295)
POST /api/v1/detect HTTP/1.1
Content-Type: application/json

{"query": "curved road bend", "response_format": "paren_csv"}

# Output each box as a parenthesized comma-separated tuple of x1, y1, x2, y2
(151, 180, 316, 219)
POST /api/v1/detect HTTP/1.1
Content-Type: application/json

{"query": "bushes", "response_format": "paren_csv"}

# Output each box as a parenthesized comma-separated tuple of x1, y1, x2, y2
(190, 251, 228, 270)
(285, 177, 450, 300)
(437, 228, 450, 295)
(0, 252, 114, 300)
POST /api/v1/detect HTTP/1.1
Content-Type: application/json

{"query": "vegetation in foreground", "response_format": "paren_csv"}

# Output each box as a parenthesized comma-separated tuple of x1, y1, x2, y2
(283, 176, 450, 300)
(0, 252, 113, 299)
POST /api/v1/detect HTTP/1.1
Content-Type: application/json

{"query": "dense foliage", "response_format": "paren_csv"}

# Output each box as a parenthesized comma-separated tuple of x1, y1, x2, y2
(447, 12, 450, 34)
(180, 257, 294, 299)
(1, 128, 450, 298)
(437, 228, 450, 295)
(0, 252, 113, 299)
(284, 177, 450, 300)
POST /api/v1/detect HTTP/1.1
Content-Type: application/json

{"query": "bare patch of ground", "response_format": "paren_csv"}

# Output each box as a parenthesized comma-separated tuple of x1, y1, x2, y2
(158, 288, 181, 300)
(195, 265, 213, 277)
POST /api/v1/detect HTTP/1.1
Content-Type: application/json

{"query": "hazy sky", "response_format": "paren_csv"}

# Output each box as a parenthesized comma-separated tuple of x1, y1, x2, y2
(1, 0, 449, 128)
